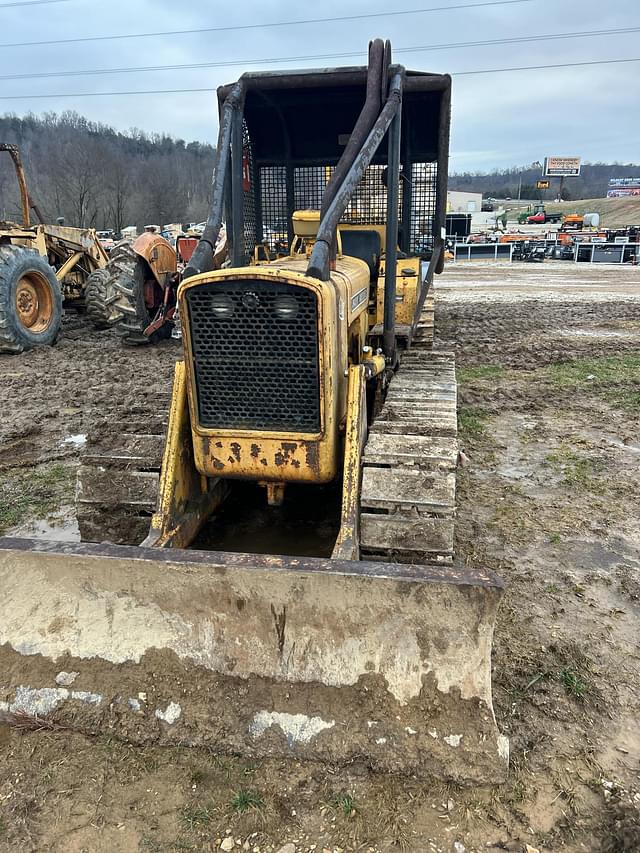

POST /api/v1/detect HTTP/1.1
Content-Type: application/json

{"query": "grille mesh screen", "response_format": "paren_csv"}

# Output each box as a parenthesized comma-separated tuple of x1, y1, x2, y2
(410, 162, 437, 254)
(243, 120, 438, 257)
(259, 166, 288, 251)
(256, 164, 438, 253)
(242, 121, 257, 259)
(185, 280, 320, 433)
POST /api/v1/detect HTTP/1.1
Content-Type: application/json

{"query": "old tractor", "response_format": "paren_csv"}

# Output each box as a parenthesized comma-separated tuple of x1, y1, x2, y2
(0, 143, 114, 353)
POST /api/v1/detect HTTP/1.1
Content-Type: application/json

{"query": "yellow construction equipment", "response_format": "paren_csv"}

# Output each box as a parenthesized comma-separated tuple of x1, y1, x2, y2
(0, 143, 111, 353)
(0, 42, 507, 784)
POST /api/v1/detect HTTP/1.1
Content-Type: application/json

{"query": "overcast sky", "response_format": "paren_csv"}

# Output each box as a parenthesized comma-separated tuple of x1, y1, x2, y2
(1, 0, 638, 172)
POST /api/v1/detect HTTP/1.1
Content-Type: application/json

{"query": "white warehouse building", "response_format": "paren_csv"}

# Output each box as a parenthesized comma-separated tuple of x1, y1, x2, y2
(447, 190, 483, 213)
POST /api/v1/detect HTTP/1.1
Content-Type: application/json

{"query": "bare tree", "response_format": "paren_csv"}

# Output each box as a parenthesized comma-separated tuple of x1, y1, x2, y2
(0, 111, 216, 231)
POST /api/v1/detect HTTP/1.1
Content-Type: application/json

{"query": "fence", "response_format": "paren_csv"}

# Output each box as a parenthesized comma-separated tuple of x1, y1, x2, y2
(451, 242, 513, 262)
(574, 242, 638, 264)
(448, 238, 638, 264)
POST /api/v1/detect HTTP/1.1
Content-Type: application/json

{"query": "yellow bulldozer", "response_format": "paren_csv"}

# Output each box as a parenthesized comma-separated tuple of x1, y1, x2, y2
(0, 42, 507, 785)
(0, 143, 115, 353)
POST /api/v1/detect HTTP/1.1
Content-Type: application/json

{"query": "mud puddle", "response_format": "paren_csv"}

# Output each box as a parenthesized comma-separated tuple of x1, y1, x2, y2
(6, 504, 80, 542)
(584, 430, 640, 455)
(558, 327, 637, 339)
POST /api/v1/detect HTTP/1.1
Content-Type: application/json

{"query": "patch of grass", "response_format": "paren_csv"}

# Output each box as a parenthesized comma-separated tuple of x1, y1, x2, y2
(378, 801, 411, 850)
(230, 789, 264, 814)
(330, 792, 357, 817)
(545, 445, 604, 492)
(546, 355, 640, 411)
(140, 839, 164, 852)
(180, 804, 213, 831)
(189, 768, 208, 786)
(458, 406, 490, 437)
(489, 483, 540, 540)
(560, 668, 588, 700)
(510, 778, 527, 804)
(457, 364, 506, 383)
(0, 463, 74, 534)
(549, 533, 562, 545)
(169, 841, 198, 852)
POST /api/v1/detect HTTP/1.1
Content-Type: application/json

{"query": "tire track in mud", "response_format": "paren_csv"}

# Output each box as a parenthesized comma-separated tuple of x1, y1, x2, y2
(437, 298, 640, 371)
(0, 314, 180, 471)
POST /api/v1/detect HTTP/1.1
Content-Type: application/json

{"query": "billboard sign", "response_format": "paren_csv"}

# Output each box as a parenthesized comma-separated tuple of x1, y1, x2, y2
(607, 187, 640, 198)
(544, 156, 581, 177)
(607, 177, 640, 197)
(536, 180, 550, 189)
(608, 177, 640, 187)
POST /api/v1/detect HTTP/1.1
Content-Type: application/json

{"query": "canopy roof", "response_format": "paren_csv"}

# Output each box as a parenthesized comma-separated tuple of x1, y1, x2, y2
(217, 66, 451, 166)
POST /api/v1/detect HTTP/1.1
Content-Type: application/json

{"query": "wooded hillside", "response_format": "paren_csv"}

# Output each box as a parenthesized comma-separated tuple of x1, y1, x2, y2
(2, 111, 639, 230)
(450, 162, 640, 201)
(0, 112, 215, 232)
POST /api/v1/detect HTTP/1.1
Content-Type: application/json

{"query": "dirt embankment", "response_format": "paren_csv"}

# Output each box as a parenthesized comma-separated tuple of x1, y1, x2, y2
(1, 264, 639, 852)
(545, 197, 640, 229)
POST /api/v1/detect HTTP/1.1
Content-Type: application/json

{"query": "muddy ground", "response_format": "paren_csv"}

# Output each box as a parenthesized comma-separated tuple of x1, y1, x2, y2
(0, 262, 639, 852)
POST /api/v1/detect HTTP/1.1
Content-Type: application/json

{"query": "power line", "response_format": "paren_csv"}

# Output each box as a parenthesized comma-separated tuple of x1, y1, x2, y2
(0, 56, 637, 100)
(0, 0, 69, 6)
(455, 56, 640, 76)
(0, 26, 635, 82)
(0, 0, 533, 48)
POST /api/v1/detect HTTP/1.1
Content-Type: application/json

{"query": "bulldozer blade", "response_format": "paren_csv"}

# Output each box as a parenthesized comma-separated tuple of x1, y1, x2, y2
(0, 538, 508, 785)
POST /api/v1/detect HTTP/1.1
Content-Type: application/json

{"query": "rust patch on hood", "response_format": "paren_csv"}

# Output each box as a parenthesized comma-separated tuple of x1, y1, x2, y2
(275, 441, 298, 467)
(304, 441, 320, 474)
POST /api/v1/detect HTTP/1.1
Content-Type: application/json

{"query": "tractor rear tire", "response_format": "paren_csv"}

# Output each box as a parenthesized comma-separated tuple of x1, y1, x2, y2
(110, 242, 173, 346)
(0, 245, 62, 353)
(85, 268, 122, 330)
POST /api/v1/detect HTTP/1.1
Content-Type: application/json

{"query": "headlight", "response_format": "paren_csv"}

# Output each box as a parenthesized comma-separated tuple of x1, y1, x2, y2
(210, 294, 234, 318)
(242, 292, 260, 310)
(273, 295, 299, 320)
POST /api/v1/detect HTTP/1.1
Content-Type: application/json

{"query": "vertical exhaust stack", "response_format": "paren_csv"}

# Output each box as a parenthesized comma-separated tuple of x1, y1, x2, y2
(320, 39, 385, 240)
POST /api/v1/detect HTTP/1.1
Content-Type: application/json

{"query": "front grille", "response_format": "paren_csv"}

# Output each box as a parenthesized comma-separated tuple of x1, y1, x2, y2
(185, 280, 320, 433)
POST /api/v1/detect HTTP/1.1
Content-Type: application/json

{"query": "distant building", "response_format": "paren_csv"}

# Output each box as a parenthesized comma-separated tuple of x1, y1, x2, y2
(447, 190, 483, 213)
